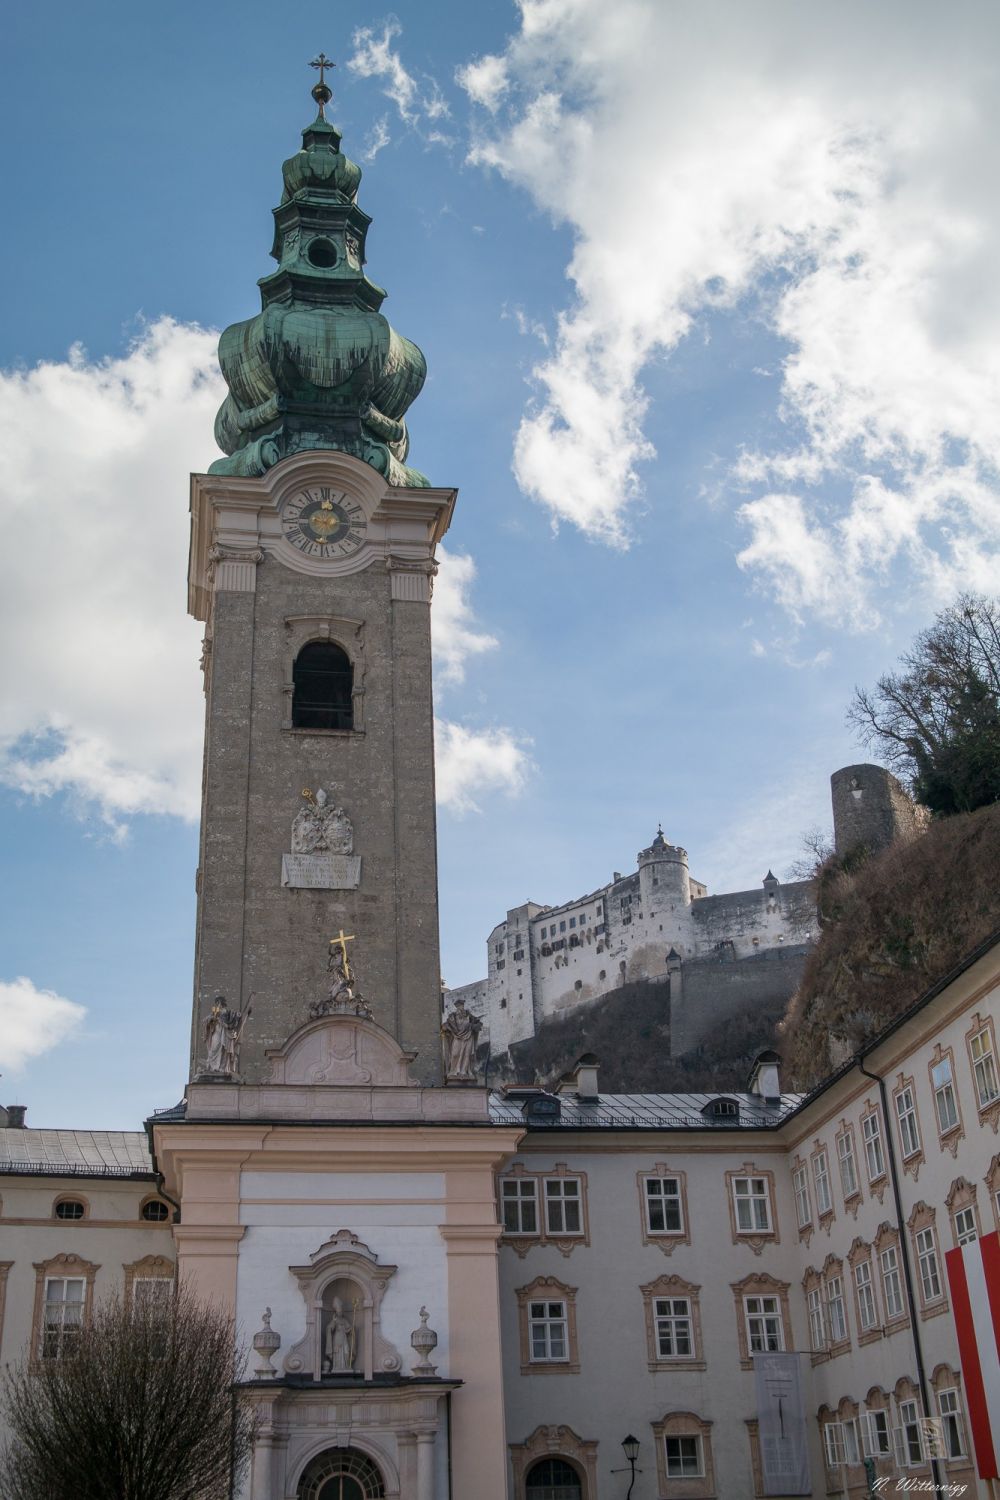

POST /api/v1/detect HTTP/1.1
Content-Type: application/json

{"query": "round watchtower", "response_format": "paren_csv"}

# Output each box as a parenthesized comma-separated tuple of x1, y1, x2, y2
(638, 827, 691, 909)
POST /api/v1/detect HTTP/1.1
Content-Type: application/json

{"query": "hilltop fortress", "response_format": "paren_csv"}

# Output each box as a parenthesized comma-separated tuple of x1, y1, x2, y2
(446, 763, 927, 1061)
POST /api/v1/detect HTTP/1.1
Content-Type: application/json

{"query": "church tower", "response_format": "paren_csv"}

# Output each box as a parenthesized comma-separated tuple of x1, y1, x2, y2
(187, 63, 454, 1084)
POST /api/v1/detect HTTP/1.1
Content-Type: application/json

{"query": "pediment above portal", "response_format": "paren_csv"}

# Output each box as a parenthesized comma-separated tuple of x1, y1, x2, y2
(266, 1014, 418, 1088)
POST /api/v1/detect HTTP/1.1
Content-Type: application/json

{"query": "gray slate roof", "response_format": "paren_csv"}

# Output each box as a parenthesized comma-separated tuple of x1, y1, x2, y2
(488, 1090, 803, 1130)
(0, 1129, 154, 1178)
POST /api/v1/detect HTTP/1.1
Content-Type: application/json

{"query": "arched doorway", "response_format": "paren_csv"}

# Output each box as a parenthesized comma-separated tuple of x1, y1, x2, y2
(525, 1456, 583, 1500)
(297, 1447, 386, 1500)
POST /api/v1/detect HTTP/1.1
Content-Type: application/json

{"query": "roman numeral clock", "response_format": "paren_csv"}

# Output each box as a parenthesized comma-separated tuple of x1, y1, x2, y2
(281, 486, 368, 561)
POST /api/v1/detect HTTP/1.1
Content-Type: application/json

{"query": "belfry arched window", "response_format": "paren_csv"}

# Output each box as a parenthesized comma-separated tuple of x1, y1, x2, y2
(292, 641, 353, 730)
(525, 1457, 583, 1500)
(297, 1448, 385, 1500)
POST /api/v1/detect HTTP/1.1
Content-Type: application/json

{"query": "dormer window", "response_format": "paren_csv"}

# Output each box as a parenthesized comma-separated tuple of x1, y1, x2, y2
(292, 641, 353, 729)
(702, 1097, 739, 1121)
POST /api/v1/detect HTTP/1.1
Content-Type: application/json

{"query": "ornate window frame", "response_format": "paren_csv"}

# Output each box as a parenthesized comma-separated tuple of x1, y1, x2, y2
(281, 614, 366, 735)
(847, 1237, 882, 1347)
(906, 1202, 948, 1319)
(810, 1141, 835, 1229)
(31, 1252, 99, 1367)
(509, 1425, 597, 1499)
(730, 1272, 792, 1371)
(284, 1229, 401, 1381)
(873, 1222, 909, 1331)
(637, 1163, 691, 1254)
(891, 1072, 925, 1179)
(986, 1153, 1000, 1230)
(862, 1386, 893, 1465)
(821, 1253, 851, 1358)
(927, 1042, 965, 1156)
(835, 1121, 863, 1217)
(930, 1364, 974, 1476)
(860, 1102, 888, 1202)
(138, 1195, 172, 1223)
(790, 1156, 813, 1244)
(945, 1176, 981, 1247)
(725, 1163, 779, 1254)
(965, 1011, 1000, 1130)
(651, 1411, 715, 1499)
(802, 1266, 828, 1365)
(641, 1274, 705, 1372)
(515, 1275, 580, 1376)
(123, 1254, 175, 1306)
(52, 1193, 90, 1222)
(499, 1163, 590, 1257)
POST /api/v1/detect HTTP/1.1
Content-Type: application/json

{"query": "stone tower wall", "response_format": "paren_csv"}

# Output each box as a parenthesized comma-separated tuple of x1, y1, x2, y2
(831, 762, 927, 859)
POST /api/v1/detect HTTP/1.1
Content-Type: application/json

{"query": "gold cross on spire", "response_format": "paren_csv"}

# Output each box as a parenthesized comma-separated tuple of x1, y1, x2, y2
(310, 52, 336, 118)
(329, 929, 356, 974)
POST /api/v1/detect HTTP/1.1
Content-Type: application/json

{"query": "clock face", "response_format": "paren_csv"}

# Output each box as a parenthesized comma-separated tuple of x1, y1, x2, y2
(281, 488, 367, 560)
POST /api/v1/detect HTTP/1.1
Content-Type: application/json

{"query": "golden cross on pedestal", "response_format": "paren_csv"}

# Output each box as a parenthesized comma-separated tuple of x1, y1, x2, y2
(329, 929, 356, 974)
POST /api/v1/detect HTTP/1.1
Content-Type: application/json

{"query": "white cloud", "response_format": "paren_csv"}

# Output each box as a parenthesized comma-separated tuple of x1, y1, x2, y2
(362, 115, 392, 162)
(347, 21, 451, 138)
(435, 720, 531, 814)
(463, 0, 1000, 620)
(0, 321, 527, 829)
(0, 977, 86, 1071)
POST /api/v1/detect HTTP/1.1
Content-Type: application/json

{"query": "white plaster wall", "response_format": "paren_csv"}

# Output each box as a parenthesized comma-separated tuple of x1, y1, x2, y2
(235, 1170, 451, 1375)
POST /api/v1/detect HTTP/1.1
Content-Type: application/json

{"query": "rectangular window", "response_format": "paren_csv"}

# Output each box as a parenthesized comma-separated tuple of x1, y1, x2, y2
(733, 1176, 772, 1233)
(544, 1177, 582, 1235)
(880, 1244, 905, 1318)
(807, 1287, 826, 1350)
(823, 1422, 845, 1467)
(899, 1400, 923, 1466)
(812, 1149, 832, 1216)
(528, 1300, 568, 1362)
(745, 1295, 783, 1352)
(664, 1436, 704, 1478)
(42, 1277, 85, 1360)
(654, 1297, 693, 1358)
(645, 1176, 683, 1234)
(854, 1259, 878, 1331)
(971, 1028, 1000, 1108)
(793, 1165, 812, 1229)
(827, 1275, 848, 1343)
(559, 920, 566, 933)
(132, 1278, 173, 1315)
(842, 1419, 861, 1465)
(955, 1206, 977, 1245)
(540, 927, 546, 939)
(569, 916, 576, 928)
(938, 1389, 966, 1459)
(932, 1057, 959, 1133)
(862, 1112, 885, 1182)
(895, 1085, 922, 1158)
(864, 1410, 891, 1458)
(501, 1178, 538, 1235)
(837, 1131, 859, 1198)
(915, 1227, 942, 1302)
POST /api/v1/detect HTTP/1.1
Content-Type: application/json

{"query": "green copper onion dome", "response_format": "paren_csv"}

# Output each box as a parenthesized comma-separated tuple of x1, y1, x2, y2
(208, 65, 429, 486)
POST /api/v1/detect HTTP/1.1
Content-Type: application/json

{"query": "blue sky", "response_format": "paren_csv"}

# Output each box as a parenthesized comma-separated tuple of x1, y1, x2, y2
(2, 0, 998, 1127)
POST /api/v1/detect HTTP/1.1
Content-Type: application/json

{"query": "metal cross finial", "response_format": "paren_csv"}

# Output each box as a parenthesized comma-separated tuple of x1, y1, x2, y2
(309, 52, 336, 118)
(329, 929, 356, 975)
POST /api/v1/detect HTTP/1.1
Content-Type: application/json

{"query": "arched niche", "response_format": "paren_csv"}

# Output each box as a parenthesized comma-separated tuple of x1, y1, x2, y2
(266, 1014, 418, 1088)
(284, 1230, 402, 1381)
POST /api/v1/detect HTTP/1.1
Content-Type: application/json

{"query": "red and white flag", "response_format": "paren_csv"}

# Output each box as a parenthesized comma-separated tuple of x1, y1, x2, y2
(946, 1228, 1000, 1479)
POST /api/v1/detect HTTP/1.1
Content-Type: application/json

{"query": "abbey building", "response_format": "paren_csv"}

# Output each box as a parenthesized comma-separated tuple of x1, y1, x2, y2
(1, 74, 997, 1500)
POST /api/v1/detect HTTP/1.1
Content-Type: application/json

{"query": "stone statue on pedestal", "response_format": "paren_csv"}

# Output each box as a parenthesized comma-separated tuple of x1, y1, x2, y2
(309, 932, 373, 1021)
(441, 997, 482, 1082)
(203, 997, 251, 1076)
(323, 1296, 357, 1373)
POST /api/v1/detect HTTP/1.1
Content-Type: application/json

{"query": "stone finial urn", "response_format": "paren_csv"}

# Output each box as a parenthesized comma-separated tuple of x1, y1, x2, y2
(410, 1306, 438, 1376)
(253, 1307, 281, 1376)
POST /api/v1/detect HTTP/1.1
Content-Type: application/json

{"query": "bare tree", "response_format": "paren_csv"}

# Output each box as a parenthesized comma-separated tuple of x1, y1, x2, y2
(0, 1284, 254, 1500)
(848, 593, 1000, 815)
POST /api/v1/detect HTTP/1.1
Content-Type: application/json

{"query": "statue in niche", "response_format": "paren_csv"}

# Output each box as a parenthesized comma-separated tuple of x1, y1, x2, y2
(441, 996, 482, 1082)
(291, 787, 354, 856)
(323, 1295, 358, 1373)
(203, 996, 251, 1076)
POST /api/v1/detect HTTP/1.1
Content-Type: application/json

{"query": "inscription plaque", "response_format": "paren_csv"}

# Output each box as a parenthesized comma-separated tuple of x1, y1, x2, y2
(281, 853, 362, 890)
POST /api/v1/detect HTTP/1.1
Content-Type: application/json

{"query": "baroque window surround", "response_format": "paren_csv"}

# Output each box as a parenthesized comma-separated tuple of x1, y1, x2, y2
(965, 1011, 1000, 1131)
(862, 1387, 893, 1464)
(730, 1273, 793, 1371)
(930, 1364, 974, 1477)
(509, 1425, 598, 1500)
(873, 1222, 909, 1332)
(945, 1176, 981, 1248)
(927, 1042, 965, 1157)
(30, 1252, 99, 1368)
(515, 1275, 580, 1376)
(123, 1254, 175, 1305)
(822, 1253, 851, 1359)
(281, 614, 366, 735)
(891, 1072, 925, 1180)
(906, 1202, 948, 1320)
(860, 1102, 888, 1203)
(790, 1156, 813, 1244)
(986, 1153, 1000, 1231)
(725, 1163, 780, 1255)
(640, 1274, 706, 1372)
(637, 1163, 691, 1255)
(498, 1163, 591, 1258)
(651, 1411, 715, 1500)
(847, 1237, 883, 1348)
(835, 1120, 863, 1218)
(802, 1266, 828, 1366)
(810, 1141, 835, 1230)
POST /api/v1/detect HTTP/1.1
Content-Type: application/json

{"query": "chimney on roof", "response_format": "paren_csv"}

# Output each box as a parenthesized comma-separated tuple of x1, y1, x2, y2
(561, 1053, 600, 1102)
(3, 1104, 26, 1129)
(746, 1051, 782, 1106)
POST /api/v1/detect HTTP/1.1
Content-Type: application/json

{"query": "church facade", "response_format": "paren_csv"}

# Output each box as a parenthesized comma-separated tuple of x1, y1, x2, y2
(1, 73, 998, 1500)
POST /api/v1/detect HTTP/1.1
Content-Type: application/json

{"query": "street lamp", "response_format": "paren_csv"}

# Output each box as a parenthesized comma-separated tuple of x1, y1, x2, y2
(611, 1435, 642, 1499)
